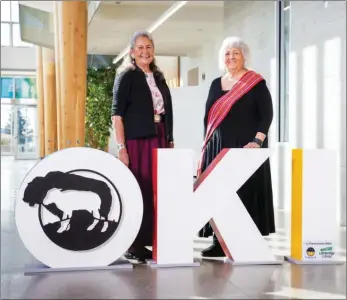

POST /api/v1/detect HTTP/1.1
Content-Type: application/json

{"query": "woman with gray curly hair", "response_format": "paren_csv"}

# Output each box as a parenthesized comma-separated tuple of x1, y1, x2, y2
(111, 31, 174, 262)
(197, 36, 275, 257)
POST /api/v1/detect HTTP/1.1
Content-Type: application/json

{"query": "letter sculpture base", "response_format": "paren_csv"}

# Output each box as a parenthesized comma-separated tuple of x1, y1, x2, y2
(201, 256, 284, 265)
(24, 259, 133, 276)
(285, 256, 345, 265)
(146, 259, 200, 269)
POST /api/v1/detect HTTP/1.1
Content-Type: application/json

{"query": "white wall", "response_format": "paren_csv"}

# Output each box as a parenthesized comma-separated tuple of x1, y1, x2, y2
(179, 56, 189, 87)
(289, 0, 346, 226)
(108, 128, 117, 157)
(170, 85, 209, 171)
(155, 56, 179, 88)
(1, 47, 36, 71)
(179, 35, 224, 89)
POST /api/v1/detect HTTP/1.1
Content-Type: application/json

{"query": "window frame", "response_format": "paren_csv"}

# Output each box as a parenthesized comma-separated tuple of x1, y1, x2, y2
(1, 1, 32, 48)
(1, 22, 12, 47)
(1, 75, 37, 105)
(277, 0, 291, 142)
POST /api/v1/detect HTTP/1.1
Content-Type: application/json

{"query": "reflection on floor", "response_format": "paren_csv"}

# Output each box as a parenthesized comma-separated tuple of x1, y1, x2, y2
(1, 156, 346, 299)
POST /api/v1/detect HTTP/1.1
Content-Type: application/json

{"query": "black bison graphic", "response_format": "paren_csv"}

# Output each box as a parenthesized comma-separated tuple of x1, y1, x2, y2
(23, 171, 116, 234)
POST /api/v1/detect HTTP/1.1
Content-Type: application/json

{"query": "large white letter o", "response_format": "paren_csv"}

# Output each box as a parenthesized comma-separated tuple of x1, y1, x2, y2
(15, 147, 143, 268)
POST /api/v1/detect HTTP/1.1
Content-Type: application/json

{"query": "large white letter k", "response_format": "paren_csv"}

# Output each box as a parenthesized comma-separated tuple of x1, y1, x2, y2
(153, 148, 280, 266)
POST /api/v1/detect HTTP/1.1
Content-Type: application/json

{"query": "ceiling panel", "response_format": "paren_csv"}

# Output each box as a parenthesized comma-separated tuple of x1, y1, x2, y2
(102, 1, 175, 6)
(88, 1, 223, 57)
(19, 1, 54, 13)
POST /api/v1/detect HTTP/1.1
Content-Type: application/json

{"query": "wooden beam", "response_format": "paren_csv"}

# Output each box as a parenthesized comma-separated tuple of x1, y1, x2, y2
(57, 1, 88, 148)
(54, 2, 63, 150)
(42, 47, 57, 155)
(35, 46, 45, 158)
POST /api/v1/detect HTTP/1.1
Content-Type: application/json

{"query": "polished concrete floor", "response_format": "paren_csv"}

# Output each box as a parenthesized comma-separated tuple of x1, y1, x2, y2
(1, 156, 346, 299)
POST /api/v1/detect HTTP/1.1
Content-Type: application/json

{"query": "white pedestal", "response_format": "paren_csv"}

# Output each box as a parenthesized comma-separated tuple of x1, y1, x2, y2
(289, 149, 342, 264)
(146, 259, 200, 269)
(24, 259, 133, 276)
(201, 256, 284, 265)
(285, 256, 345, 265)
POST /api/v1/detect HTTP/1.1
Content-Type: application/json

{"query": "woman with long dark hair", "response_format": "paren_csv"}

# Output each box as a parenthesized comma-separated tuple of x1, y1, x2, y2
(111, 31, 174, 262)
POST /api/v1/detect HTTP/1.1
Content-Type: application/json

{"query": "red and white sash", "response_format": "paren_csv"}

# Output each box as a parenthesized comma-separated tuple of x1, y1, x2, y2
(196, 70, 264, 177)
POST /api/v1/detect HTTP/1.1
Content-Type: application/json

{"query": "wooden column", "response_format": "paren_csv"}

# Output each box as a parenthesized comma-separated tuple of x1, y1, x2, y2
(57, 1, 88, 148)
(36, 46, 45, 158)
(54, 2, 62, 150)
(42, 48, 57, 155)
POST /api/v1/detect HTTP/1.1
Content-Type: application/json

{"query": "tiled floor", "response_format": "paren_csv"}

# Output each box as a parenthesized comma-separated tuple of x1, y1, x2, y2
(1, 156, 346, 299)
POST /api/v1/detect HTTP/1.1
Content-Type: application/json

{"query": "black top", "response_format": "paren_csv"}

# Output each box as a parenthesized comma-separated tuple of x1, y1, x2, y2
(111, 66, 174, 142)
(203, 77, 273, 148)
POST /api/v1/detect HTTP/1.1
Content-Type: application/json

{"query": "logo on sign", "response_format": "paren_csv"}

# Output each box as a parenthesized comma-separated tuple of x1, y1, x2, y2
(319, 247, 335, 258)
(306, 247, 316, 257)
(22, 170, 122, 251)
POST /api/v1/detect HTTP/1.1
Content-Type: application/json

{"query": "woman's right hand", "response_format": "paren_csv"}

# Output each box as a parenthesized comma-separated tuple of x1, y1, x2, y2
(118, 148, 129, 167)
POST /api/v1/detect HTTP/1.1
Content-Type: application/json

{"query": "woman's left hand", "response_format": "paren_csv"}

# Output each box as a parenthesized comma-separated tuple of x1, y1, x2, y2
(243, 142, 260, 148)
(169, 142, 174, 148)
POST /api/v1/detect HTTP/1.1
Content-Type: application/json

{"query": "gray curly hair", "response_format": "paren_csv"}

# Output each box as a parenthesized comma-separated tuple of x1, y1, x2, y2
(117, 31, 162, 76)
(218, 36, 251, 72)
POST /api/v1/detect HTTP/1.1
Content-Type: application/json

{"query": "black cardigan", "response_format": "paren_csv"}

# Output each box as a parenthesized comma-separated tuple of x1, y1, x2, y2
(111, 67, 174, 142)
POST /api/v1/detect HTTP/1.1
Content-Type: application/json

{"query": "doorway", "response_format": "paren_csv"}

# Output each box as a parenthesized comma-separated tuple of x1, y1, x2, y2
(0, 104, 38, 159)
(14, 105, 38, 159)
(0, 104, 14, 155)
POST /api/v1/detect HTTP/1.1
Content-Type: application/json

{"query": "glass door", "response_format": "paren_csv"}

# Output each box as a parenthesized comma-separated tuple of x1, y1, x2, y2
(1, 74, 38, 159)
(14, 105, 38, 159)
(1, 104, 14, 155)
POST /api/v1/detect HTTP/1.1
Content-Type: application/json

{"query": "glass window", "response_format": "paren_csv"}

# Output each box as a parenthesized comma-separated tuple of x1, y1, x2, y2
(1, 105, 13, 135)
(15, 77, 37, 99)
(282, 4, 290, 142)
(1, 1, 11, 22)
(12, 23, 31, 47)
(1, 78, 14, 99)
(278, 1, 290, 142)
(1, 23, 11, 46)
(11, 1, 19, 23)
(1, 104, 14, 154)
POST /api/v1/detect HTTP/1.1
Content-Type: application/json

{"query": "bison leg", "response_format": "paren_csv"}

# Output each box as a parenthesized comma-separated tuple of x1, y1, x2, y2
(98, 209, 109, 232)
(86, 219, 98, 231)
(87, 210, 99, 231)
(101, 220, 108, 233)
(57, 219, 70, 233)
(62, 211, 69, 220)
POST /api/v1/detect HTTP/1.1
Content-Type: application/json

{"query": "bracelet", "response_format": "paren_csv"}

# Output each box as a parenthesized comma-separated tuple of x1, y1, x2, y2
(116, 143, 126, 151)
(252, 138, 263, 147)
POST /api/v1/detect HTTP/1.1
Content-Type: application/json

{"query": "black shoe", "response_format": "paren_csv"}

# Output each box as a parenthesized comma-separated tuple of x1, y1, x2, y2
(201, 237, 225, 257)
(124, 251, 136, 259)
(128, 246, 152, 262)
